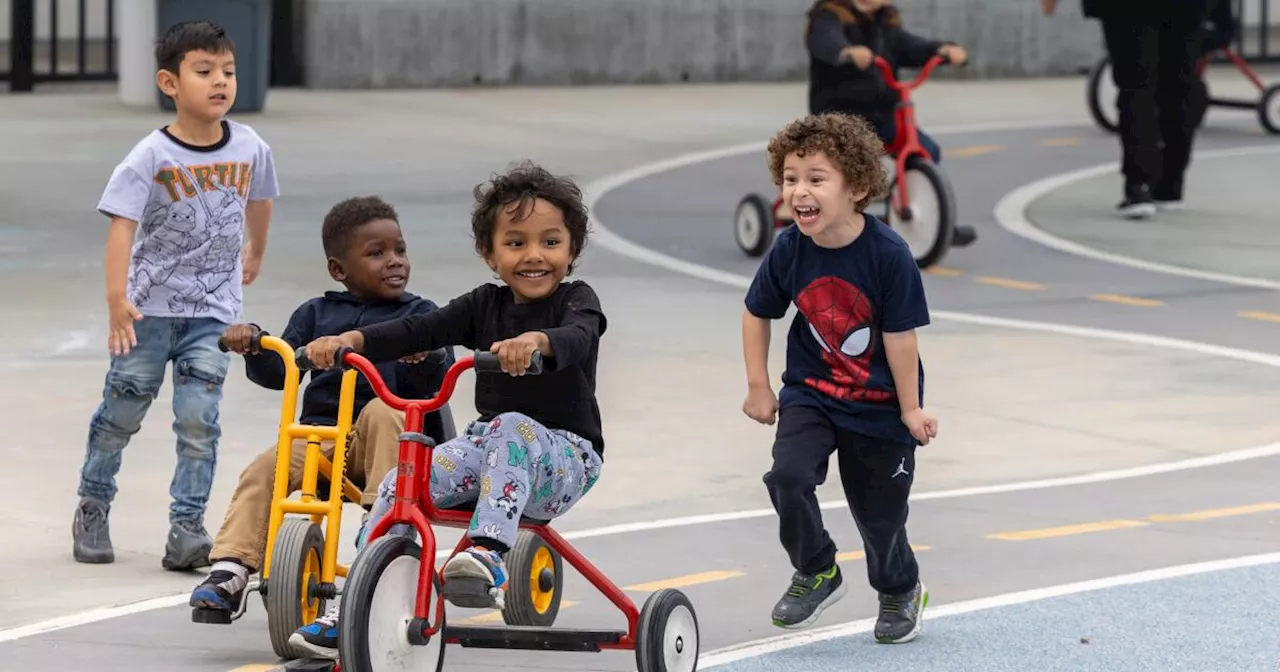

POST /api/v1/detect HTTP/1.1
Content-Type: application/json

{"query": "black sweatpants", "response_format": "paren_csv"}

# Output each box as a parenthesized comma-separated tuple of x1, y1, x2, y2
(763, 404, 918, 596)
(1099, 5, 1212, 198)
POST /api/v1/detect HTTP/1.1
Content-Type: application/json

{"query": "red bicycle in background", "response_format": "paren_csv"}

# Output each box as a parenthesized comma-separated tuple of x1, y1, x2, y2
(734, 52, 975, 269)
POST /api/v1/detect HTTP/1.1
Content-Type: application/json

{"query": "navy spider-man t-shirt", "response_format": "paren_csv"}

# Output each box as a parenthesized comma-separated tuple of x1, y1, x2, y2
(744, 215, 930, 446)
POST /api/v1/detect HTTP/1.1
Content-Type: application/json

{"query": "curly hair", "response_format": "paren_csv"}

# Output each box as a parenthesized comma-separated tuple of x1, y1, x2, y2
(321, 195, 399, 259)
(766, 113, 888, 211)
(471, 160, 591, 274)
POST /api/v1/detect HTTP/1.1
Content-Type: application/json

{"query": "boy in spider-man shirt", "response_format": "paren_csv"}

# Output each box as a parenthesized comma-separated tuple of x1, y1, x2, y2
(741, 112, 938, 642)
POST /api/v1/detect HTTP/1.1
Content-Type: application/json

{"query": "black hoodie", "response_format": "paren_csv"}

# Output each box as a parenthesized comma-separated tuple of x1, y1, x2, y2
(805, 1, 948, 132)
(243, 291, 455, 440)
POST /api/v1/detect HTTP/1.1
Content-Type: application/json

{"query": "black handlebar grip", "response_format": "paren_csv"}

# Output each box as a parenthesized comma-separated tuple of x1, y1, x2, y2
(295, 349, 317, 371)
(474, 350, 543, 375)
(217, 329, 265, 353)
(296, 346, 357, 371)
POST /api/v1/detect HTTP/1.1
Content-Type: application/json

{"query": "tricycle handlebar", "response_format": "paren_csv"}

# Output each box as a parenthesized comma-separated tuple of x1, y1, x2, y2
(294, 348, 544, 413)
(872, 53, 949, 93)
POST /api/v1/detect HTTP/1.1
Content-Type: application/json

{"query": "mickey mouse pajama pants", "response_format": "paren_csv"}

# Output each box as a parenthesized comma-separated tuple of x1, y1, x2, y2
(361, 411, 602, 553)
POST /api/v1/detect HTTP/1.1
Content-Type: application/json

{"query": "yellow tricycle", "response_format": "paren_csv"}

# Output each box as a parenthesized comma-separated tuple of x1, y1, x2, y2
(192, 332, 457, 660)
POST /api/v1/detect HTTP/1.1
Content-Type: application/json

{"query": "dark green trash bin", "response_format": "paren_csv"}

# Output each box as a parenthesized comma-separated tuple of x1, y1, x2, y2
(157, 0, 273, 114)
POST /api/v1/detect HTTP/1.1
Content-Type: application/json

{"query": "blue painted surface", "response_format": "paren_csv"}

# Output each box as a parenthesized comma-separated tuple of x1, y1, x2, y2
(713, 561, 1280, 672)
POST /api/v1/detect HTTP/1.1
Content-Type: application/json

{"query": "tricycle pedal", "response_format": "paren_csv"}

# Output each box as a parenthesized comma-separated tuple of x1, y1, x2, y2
(191, 607, 233, 624)
(283, 658, 337, 672)
(441, 577, 500, 609)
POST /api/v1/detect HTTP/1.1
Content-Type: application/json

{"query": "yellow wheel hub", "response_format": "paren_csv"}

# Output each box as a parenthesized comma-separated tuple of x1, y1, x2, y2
(529, 546, 556, 614)
(300, 548, 321, 622)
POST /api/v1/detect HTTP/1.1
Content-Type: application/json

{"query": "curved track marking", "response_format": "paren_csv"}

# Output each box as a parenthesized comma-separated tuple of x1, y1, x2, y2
(993, 144, 1280, 290)
(697, 551, 1280, 668)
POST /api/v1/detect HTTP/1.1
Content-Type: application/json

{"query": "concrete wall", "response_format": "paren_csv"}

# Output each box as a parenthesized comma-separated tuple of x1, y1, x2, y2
(300, 0, 1111, 89)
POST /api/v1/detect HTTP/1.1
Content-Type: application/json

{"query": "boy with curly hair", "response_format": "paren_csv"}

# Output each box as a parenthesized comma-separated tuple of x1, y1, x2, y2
(741, 112, 938, 642)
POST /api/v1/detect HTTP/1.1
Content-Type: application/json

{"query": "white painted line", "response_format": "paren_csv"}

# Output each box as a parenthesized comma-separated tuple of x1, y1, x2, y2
(993, 144, 1280, 290)
(697, 551, 1280, 667)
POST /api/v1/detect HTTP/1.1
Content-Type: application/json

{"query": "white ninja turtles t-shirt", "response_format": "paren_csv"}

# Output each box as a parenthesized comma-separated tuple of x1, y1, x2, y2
(97, 119, 279, 324)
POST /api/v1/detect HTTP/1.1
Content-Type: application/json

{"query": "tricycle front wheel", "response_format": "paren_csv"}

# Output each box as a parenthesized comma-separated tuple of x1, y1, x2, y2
(337, 535, 445, 672)
(886, 156, 956, 269)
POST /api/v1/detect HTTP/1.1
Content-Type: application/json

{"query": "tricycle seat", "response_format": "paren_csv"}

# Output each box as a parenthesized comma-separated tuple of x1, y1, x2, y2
(438, 500, 554, 527)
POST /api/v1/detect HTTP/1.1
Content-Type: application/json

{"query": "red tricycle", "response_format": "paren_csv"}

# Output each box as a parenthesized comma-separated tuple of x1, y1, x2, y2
(734, 53, 975, 269)
(291, 347, 699, 672)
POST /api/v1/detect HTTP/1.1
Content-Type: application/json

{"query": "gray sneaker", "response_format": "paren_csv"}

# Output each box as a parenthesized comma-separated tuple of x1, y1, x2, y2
(72, 497, 114, 564)
(770, 565, 847, 629)
(874, 580, 928, 643)
(162, 520, 213, 571)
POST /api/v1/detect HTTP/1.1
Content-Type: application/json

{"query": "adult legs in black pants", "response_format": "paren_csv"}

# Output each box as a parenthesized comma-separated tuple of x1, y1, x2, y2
(763, 404, 926, 641)
(1100, 5, 1211, 219)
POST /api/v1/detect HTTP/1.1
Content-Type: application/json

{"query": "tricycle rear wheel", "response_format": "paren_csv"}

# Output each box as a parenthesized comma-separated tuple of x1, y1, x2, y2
(502, 530, 564, 627)
(636, 588, 700, 672)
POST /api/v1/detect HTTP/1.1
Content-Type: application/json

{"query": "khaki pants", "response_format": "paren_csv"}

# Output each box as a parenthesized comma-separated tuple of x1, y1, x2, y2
(208, 399, 404, 571)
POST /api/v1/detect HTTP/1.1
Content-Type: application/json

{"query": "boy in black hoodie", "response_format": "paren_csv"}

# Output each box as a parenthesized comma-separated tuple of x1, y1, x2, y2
(805, 0, 969, 241)
(188, 195, 454, 616)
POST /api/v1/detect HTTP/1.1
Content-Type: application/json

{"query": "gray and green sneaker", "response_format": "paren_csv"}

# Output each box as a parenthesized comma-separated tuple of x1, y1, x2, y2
(770, 565, 847, 629)
(874, 580, 928, 643)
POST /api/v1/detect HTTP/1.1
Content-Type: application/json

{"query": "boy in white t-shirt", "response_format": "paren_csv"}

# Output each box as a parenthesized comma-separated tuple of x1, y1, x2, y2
(72, 20, 280, 571)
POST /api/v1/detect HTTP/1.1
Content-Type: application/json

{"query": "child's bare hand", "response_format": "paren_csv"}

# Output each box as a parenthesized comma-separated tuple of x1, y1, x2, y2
(303, 333, 359, 370)
(107, 296, 142, 356)
(939, 44, 967, 65)
(902, 408, 938, 445)
(242, 244, 263, 285)
(841, 46, 875, 69)
(743, 385, 779, 425)
(220, 323, 261, 354)
(490, 332, 545, 376)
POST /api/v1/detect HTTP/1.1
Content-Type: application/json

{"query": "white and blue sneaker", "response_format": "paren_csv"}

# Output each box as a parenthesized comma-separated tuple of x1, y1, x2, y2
(290, 603, 340, 659)
(441, 547, 508, 610)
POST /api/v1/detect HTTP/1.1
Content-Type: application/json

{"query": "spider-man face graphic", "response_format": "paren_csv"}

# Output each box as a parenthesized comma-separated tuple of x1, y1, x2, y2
(795, 276, 895, 403)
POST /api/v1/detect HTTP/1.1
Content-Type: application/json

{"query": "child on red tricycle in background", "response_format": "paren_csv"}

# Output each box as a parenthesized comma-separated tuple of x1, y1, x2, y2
(804, 0, 974, 246)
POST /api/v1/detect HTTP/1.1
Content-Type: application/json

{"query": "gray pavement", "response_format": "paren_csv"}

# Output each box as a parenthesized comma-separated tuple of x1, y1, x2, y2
(706, 558, 1280, 672)
(1, 65, 1279, 672)
(1027, 149, 1280, 283)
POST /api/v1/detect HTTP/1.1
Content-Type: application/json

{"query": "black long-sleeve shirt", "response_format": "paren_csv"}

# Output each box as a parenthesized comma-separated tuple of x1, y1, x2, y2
(243, 291, 454, 441)
(805, 1, 947, 131)
(356, 281, 609, 457)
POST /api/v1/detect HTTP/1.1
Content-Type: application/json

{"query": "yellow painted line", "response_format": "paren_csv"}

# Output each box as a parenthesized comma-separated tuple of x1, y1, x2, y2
(925, 266, 963, 277)
(1039, 137, 1081, 147)
(1089, 293, 1164, 307)
(836, 544, 931, 562)
(462, 600, 580, 623)
(974, 276, 1046, 291)
(948, 144, 1005, 158)
(1240, 310, 1280, 323)
(626, 570, 745, 592)
(989, 519, 1149, 541)
(1147, 502, 1280, 523)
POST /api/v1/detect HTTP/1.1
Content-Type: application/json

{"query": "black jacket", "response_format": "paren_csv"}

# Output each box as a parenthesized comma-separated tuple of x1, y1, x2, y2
(243, 291, 455, 441)
(805, 0, 947, 130)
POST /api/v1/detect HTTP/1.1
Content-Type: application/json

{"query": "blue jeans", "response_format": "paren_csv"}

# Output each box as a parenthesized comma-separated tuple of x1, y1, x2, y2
(79, 316, 230, 523)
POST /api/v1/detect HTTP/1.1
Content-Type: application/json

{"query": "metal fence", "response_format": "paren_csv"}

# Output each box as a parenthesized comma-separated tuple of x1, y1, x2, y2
(3, 0, 116, 92)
